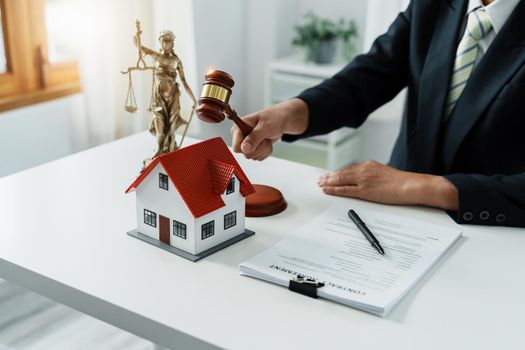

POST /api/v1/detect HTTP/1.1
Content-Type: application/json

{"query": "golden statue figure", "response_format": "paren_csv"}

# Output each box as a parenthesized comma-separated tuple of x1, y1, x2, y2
(122, 20, 196, 164)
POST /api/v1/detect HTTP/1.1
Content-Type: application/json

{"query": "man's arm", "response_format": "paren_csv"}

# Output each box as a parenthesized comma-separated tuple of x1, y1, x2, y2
(232, 3, 413, 159)
(444, 173, 525, 227)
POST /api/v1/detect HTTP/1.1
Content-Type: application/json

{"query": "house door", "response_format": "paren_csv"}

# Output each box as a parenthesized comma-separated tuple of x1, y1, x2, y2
(159, 215, 170, 245)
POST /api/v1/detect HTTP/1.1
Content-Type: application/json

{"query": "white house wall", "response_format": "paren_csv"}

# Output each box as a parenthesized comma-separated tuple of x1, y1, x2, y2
(135, 163, 197, 254)
(194, 174, 246, 254)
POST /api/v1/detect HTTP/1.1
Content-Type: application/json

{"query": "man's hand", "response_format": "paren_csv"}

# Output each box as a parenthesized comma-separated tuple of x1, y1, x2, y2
(232, 98, 309, 161)
(317, 160, 459, 211)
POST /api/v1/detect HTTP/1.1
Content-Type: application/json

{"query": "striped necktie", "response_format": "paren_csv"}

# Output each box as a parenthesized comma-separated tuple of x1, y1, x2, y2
(445, 7, 493, 118)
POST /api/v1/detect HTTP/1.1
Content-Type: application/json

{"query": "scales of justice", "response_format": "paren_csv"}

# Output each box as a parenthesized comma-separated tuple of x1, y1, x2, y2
(122, 20, 286, 217)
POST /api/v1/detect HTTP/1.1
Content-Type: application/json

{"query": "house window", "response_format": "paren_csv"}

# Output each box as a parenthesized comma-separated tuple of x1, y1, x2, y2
(173, 220, 186, 239)
(144, 209, 157, 227)
(224, 211, 237, 230)
(226, 177, 235, 194)
(159, 173, 169, 190)
(201, 220, 215, 240)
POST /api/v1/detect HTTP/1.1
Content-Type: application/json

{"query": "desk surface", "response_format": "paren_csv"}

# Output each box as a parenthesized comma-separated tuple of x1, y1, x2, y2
(1, 133, 524, 350)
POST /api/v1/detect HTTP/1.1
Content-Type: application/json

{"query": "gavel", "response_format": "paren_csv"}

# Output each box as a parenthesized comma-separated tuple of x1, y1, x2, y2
(196, 70, 253, 135)
(195, 69, 287, 217)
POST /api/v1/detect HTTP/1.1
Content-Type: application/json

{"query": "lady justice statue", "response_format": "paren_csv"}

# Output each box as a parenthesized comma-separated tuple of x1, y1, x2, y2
(122, 20, 196, 164)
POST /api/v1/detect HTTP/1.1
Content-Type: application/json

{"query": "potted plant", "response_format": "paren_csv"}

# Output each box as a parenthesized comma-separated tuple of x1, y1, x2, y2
(292, 11, 358, 64)
(338, 18, 358, 62)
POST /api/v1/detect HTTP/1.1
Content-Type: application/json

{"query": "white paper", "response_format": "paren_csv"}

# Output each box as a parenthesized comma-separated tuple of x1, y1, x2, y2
(239, 203, 462, 316)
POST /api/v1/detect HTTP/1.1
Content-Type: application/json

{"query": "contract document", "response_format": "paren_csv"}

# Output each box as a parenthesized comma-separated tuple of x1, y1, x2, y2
(239, 203, 462, 316)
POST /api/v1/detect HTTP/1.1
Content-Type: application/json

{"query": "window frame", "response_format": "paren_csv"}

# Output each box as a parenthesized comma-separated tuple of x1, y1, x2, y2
(159, 173, 169, 190)
(173, 220, 187, 239)
(226, 177, 235, 194)
(144, 209, 157, 228)
(224, 211, 237, 230)
(201, 220, 215, 240)
(0, 0, 81, 113)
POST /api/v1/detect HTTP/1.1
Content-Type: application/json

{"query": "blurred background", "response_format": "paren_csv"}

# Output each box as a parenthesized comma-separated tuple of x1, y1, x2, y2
(0, 0, 407, 348)
(0, 0, 408, 177)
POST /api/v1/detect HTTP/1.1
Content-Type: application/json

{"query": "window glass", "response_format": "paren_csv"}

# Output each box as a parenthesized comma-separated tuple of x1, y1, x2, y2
(173, 220, 187, 239)
(226, 177, 235, 194)
(159, 173, 169, 190)
(224, 211, 237, 229)
(201, 221, 215, 240)
(144, 209, 157, 227)
(0, 6, 7, 74)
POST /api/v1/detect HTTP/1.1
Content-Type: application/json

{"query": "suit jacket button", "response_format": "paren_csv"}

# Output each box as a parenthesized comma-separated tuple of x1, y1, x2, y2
(462, 212, 474, 221)
(496, 214, 506, 223)
(479, 211, 490, 220)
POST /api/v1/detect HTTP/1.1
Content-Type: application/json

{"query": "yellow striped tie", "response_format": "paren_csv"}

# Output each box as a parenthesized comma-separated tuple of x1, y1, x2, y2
(445, 7, 493, 118)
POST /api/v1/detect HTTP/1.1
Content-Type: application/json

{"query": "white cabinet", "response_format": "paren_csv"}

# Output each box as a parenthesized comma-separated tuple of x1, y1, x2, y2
(265, 55, 360, 170)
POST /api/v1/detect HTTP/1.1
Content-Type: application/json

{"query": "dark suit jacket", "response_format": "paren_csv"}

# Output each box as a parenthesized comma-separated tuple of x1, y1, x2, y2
(283, 0, 525, 227)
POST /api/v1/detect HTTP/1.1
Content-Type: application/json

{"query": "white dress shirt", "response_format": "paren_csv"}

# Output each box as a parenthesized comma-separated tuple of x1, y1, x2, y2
(463, 0, 521, 68)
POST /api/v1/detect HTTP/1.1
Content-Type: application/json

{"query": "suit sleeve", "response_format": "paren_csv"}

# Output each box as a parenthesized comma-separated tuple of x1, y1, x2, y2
(282, 4, 412, 142)
(444, 173, 525, 228)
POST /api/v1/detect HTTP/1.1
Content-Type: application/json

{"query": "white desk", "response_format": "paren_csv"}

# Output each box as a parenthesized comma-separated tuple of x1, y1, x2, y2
(1, 132, 524, 350)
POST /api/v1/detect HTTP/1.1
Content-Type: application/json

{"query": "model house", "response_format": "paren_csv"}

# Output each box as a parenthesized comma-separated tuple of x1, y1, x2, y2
(125, 137, 256, 257)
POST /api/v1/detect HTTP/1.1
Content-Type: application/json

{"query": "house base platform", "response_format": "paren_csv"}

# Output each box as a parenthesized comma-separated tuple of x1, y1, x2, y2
(127, 229, 256, 262)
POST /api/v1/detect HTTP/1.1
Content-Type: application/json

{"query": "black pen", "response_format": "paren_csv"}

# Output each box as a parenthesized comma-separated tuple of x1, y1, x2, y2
(347, 209, 385, 256)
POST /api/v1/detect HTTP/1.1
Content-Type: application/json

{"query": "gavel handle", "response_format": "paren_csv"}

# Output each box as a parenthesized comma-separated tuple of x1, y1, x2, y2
(225, 105, 254, 135)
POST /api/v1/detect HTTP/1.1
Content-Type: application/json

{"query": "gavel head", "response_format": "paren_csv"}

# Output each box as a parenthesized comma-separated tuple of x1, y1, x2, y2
(196, 69, 235, 124)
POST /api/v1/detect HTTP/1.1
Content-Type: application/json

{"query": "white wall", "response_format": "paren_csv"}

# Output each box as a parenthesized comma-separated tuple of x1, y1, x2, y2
(243, 0, 368, 116)
(0, 95, 88, 177)
(243, 0, 298, 117)
(76, 0, 154, 143)
(135, 163, 196, 254)
(357, 0, 407, 163)
(191, 0, 247, 143)
(194, 174, 245, 254)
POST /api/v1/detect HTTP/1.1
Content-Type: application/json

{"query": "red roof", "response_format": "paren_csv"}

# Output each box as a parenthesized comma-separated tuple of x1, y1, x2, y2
(125, 137, 255, 218)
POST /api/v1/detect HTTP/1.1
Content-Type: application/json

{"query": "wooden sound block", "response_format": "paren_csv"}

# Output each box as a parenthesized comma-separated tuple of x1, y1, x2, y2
(245, 184, 287, 217)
